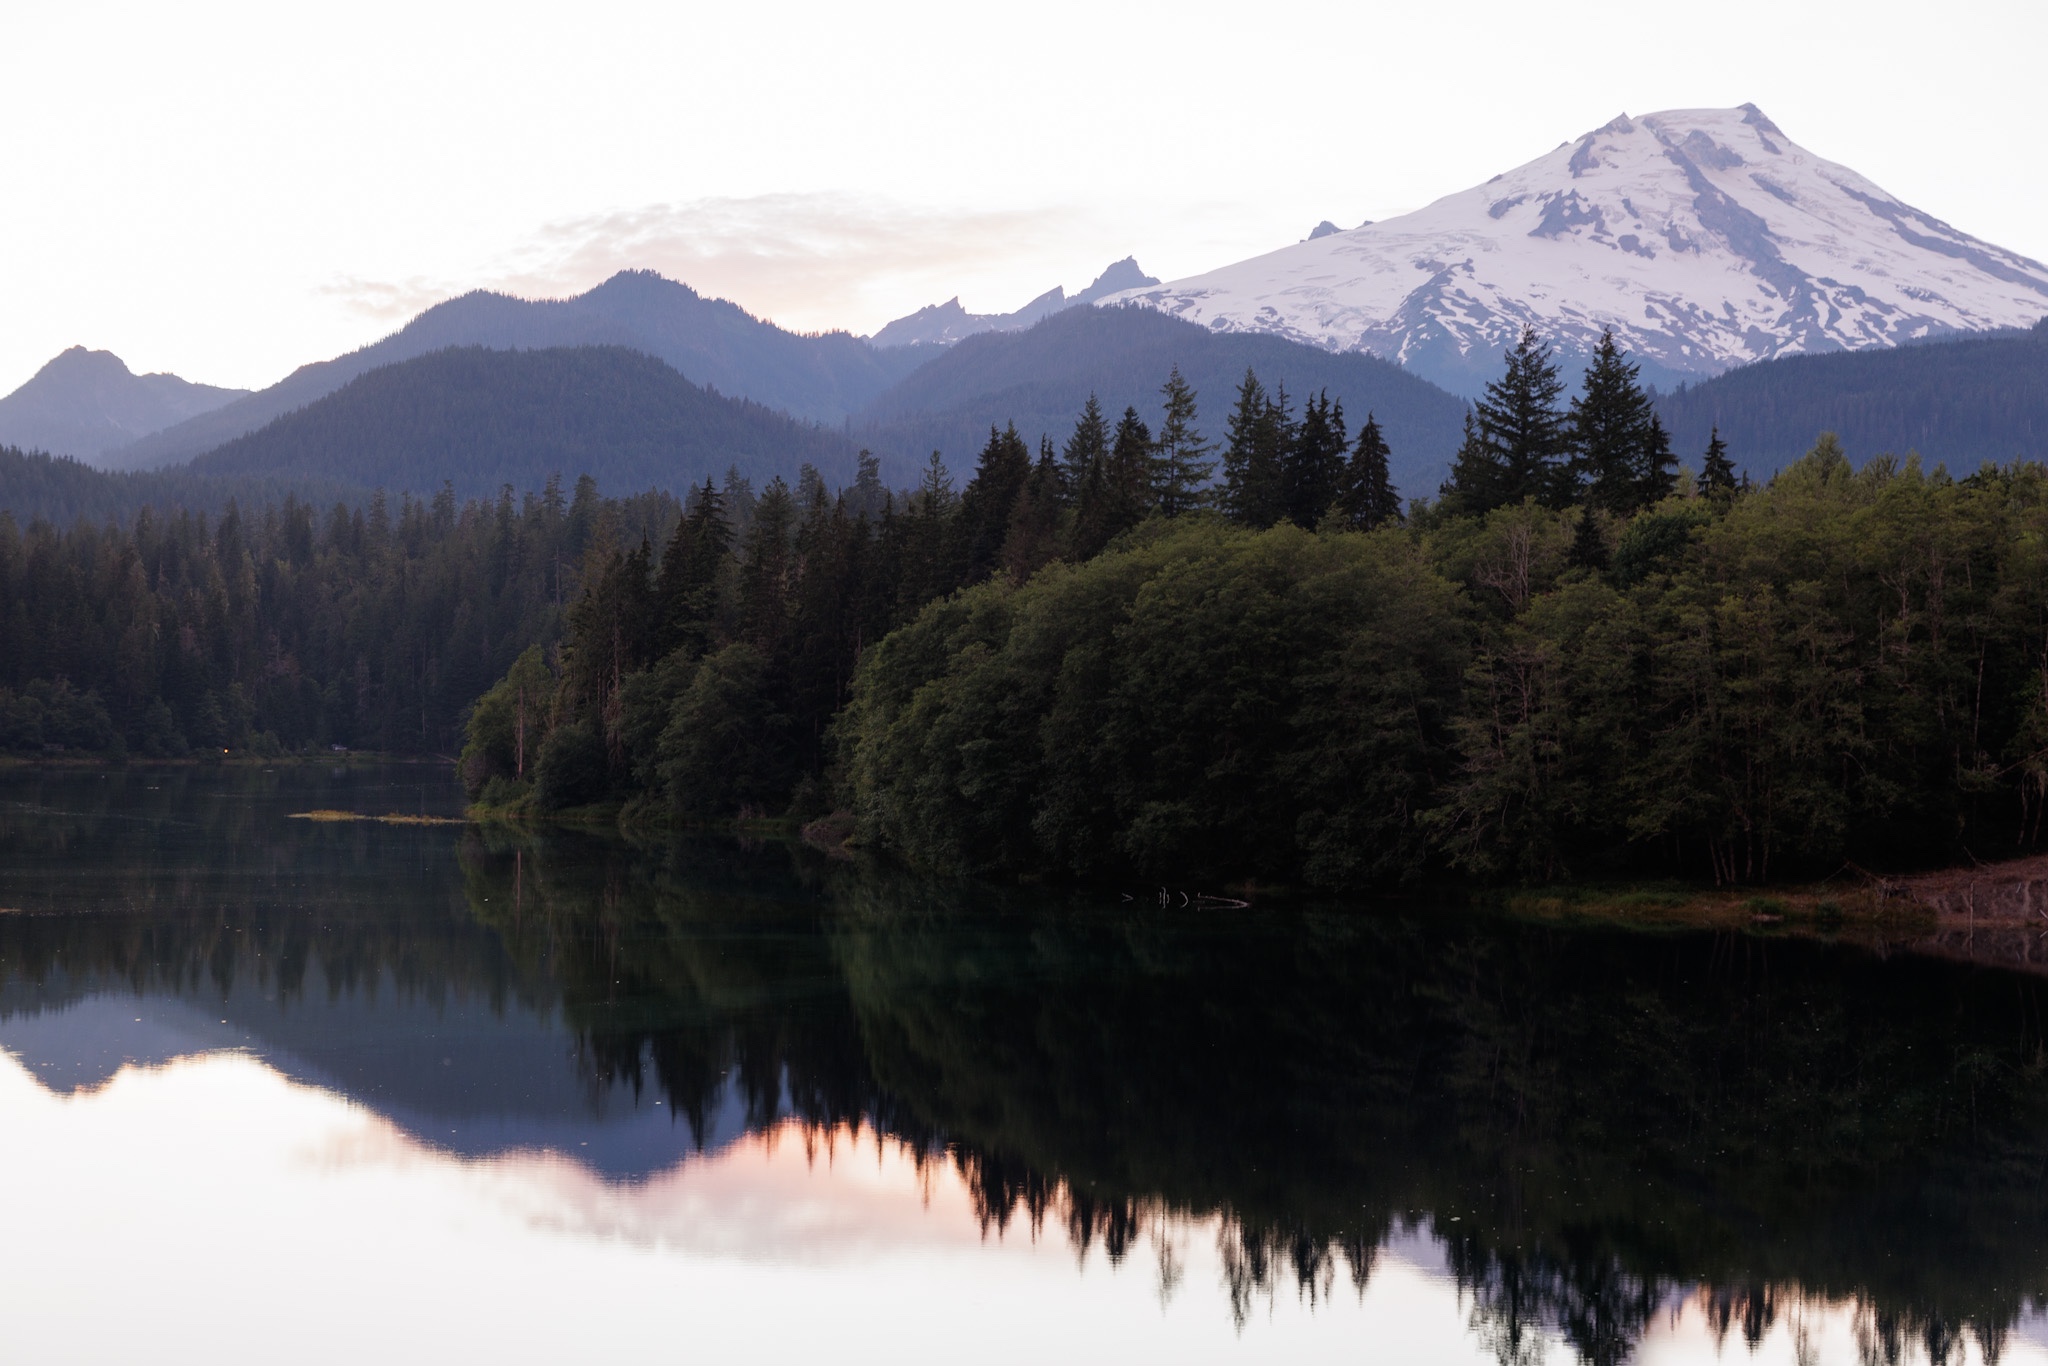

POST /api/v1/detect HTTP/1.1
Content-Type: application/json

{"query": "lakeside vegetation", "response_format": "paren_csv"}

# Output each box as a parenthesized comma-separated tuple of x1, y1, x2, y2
(464, 331, 2048, 890)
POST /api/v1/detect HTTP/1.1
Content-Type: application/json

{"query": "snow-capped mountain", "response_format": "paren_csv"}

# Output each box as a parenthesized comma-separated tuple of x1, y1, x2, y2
(1104, 106, 2048, 395)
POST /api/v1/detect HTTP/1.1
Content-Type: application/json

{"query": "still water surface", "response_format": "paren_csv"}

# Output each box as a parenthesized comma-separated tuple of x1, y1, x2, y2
(2, 765, 2046, 1365)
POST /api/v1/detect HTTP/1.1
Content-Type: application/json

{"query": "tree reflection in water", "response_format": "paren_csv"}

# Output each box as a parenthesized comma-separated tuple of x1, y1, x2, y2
(6, 794, 2048, 1363)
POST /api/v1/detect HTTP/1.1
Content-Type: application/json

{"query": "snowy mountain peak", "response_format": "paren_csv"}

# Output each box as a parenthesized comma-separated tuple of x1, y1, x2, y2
(1102, 106, 2048, 394)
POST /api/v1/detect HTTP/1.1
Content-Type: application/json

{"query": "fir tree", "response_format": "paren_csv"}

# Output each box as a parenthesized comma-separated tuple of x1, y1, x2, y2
(1443, 327, 1571, 514)
(1152, 365, 1216, 517)
(1697, 426, 1737, 500)
(656, 477, 731, 659)
(956, 423, 1032, 585)
(1075, 407, 1153, 558)
(1635, 413, 1676, 508)
(1568, 507, 1609, 571)
(1001, 437, 1067, 580)
(1283, 390, 1348, 528)
(1221, 369, 1289, 528)
(1337, 412, 1401, 531)
(1570, 329, 1661, 514)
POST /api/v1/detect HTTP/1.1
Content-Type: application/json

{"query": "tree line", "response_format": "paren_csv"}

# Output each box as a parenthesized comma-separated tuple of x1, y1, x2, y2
(0, 475, 676, 757)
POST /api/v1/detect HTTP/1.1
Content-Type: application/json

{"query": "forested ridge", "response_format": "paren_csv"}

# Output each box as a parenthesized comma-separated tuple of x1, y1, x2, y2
(465, 330, 2048, 886)
(1658, 316, 2048, 477)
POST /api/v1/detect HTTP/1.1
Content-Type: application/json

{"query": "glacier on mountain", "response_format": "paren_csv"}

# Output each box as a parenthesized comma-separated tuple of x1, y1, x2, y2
(1102, 105, 2048, 395)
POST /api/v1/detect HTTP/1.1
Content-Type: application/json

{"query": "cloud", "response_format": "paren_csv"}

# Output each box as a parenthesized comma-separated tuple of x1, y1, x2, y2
(323, 192, 1101, 337)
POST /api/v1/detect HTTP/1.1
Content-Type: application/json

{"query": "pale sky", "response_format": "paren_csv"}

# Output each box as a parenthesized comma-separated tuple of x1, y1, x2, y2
(3, 0, 2044, 396)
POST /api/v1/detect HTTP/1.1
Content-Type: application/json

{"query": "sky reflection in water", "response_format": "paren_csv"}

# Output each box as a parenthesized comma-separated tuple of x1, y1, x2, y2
(1, 765, 2046, 1365)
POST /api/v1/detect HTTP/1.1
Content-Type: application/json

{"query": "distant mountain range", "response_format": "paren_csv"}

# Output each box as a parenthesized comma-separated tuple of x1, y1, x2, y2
(1106, 105, 2048, 395)
(867, 257, 1159, 348)
(99, 271, 926, 471)
(7, 102, 2048, 514)
(0, 348, 247, 461)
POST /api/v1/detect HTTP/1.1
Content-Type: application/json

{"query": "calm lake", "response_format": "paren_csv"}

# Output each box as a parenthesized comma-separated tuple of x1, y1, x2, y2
(2, 765, 2045, 1365)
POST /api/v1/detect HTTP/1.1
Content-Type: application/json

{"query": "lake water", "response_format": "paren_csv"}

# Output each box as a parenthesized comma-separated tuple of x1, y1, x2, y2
(2, 765, 2046, 1366)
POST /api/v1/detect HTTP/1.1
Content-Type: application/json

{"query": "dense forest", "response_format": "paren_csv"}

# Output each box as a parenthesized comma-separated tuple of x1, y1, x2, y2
(188, 344, 867, 498)
(0, 474, 681, 756)
(1658, 316, 2048, 477)
(0, 443, 362, 528)
(463, 328, 2048, 886)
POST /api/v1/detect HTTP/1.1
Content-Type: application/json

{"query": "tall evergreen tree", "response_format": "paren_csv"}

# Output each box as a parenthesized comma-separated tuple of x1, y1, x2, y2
(1221, 370, 1289, 528)
(1152, 365, 1216, 517)
(1697, 426, 1737, 500)
(1001, 437, 1067, 580)
(1443, 327, 1572, 514)
(1075, 408, 1153, 558)
(1336, 413, 1402, 531)
(1635, 413, 1676, 508)
(956, 423, 1032, 585)
(1570, 329, 1661, 514)
(656, 477, 731, 660)
(1283, 390, 1348, 529)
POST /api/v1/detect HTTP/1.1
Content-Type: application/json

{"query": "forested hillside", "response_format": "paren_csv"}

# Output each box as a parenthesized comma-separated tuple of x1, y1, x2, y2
(188, 346, 866, 498)
(857, 305, 1470, 496)
(0, 475, 680, 757)
(1658, 319, 2048, 477)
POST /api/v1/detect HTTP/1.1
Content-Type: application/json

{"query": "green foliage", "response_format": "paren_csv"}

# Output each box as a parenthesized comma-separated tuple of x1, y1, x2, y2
(839, 431, 2048, 886)
(655, 643, 792, 817)
(533, 720, 609, 810)
(1442, 326, 1573, 514)
(844, 518, 1468, 882)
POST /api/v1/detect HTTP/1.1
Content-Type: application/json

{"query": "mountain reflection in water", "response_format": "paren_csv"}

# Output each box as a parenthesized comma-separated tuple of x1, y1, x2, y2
(3, 767, 2048, 1366)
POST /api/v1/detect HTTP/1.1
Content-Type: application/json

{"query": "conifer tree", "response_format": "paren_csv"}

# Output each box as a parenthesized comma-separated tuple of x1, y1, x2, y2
(1221, 370, 1288, 528)
(1568, 507, 1609, 571)
(1570, 329, 1660, 513)
(656, 477, 731, 659)
(1152, 366, 1216, 517)
(1697, 426, 1737, 500)
(1443, 327, 1571, 514)
(1337, 413, 1402, 530)
(1062, 395, 1110, 492)
(1635, 413, 1676, 508)
(1074, 408, 1153, 558)
(956, 423, 1032, 585)
(1283, 390, 1348, 528)
(1001, 437, 1067, 580)
(740, 476, 796, 650)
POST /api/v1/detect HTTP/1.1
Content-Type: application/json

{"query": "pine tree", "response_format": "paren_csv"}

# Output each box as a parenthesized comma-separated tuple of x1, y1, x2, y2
(1444, 327, 1572, 514)
(1337, 412, 1402, 530)
(1152, 365, 1216, 517)
(1697, 426, 1737, 500)
(1062, 395, 1110, 491)
(1075, 408, 1153, 558)
(1570, 329, 1660, 514)
(1283, 390, 1348, 528)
